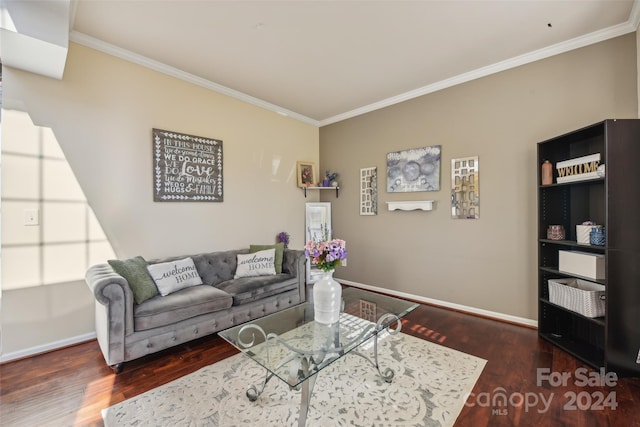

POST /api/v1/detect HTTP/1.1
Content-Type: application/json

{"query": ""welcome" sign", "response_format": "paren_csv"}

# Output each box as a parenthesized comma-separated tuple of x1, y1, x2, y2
(556, 153, 601, 184)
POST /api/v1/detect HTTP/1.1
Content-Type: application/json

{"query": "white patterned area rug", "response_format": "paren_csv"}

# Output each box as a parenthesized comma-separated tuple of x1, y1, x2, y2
(103, 332, 486, 427)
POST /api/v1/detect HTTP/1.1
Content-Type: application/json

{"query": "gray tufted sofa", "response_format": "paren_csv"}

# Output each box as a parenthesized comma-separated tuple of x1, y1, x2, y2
(85, 248, 306, 372)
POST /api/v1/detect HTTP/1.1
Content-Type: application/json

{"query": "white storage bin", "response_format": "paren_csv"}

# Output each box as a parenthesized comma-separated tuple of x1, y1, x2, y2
(548, 278, 605, 318)
(558, 250, 605, 280)
(576, 225, 594, 244)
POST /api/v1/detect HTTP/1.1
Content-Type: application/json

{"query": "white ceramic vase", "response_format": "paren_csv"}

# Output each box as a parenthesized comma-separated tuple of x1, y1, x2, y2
(313, 270, 342, 324)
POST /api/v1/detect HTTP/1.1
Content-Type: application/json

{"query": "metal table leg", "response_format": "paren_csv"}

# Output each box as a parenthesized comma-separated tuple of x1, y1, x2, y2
(298, 374, 318, 427)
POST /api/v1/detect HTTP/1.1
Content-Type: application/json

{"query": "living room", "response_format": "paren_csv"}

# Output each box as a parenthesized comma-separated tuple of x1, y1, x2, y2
(2, 1, 640, 426)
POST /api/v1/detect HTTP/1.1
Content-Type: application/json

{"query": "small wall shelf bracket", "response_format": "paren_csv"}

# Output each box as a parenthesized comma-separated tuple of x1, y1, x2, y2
(303, 186, 340, 198)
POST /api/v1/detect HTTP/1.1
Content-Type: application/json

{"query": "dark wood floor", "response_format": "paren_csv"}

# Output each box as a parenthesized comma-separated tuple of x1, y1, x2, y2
(2, 300, 639, 427)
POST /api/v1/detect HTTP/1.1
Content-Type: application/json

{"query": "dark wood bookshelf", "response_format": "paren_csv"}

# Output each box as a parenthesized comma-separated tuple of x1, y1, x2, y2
(539, 332, 605, 368)
(537, 119, 640, 377)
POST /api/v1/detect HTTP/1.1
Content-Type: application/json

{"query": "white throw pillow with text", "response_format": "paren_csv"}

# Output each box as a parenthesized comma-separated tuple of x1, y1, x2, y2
(234, 249, 276, 278)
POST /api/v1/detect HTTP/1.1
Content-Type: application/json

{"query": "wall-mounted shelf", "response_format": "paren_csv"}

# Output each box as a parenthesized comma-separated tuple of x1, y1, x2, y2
(386, 201, 434, 211)
(302, 186, 339, 198)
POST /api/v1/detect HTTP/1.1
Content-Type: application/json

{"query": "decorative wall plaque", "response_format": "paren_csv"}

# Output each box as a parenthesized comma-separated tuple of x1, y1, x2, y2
(451, 156, 479, 219)
(152, 128, 223, 202)
(360, 167, 377, 215)
(387, 145, 441, 192)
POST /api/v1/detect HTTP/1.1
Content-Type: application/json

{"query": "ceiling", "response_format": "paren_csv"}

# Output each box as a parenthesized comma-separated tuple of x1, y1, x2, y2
(13, 1, 640, 126)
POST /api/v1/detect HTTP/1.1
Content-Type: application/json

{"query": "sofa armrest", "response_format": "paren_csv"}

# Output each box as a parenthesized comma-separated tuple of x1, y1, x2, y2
(283, 249, 307, 303)
(85, 263, 136, 366)
(282, 249, 304, 275)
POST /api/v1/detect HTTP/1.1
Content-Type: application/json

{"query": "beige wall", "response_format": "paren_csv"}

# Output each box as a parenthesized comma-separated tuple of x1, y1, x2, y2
(1, 43, 318, 359)
(320, 34, 638, 321)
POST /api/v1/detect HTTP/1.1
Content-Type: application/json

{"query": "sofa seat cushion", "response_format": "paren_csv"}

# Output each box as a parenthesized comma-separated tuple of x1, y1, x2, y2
(216, 274, 297, 306)
(134, 285, 233, 331)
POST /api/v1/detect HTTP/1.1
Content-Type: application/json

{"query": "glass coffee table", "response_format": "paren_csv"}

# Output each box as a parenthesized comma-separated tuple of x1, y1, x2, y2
(219, 287, 419, 427)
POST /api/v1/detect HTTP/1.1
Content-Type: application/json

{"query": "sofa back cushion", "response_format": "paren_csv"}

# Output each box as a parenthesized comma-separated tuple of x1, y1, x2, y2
(190, 250, 247, 286)
(150, 249, 295, 288)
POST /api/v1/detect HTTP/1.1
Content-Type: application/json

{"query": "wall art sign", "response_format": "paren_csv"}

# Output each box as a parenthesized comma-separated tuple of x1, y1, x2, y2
(451, 156, 479, 219)
(386, 145, 441, 192)
(555, 153, 601, 183)
(153, 128, 223, 202)
(360, 167, 378, 215)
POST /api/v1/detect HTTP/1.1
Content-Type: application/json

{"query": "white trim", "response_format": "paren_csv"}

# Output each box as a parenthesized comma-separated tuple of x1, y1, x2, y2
(630, 0, 640, 30)
(338, 279, 538, 328)
(319, 20, 637, 126)
(0, 332, 96, 363)
(68, 31, 321, 127)
(69, 0, 79, 32)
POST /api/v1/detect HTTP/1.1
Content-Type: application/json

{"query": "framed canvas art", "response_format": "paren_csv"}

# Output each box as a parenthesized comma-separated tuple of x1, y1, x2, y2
(296, 161, 317, 187)
(152, 128, 223, 202)
(386, 145, 441, 192)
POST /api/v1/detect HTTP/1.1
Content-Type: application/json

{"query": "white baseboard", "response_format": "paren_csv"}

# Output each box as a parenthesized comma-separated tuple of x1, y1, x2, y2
(0, 282, 537, 363)
(339, 279, 538, 328)
(0, 332, 97, 364)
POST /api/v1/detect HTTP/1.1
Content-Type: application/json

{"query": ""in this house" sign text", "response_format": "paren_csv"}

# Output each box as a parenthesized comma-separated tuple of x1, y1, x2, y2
(153, 128, 223, 202)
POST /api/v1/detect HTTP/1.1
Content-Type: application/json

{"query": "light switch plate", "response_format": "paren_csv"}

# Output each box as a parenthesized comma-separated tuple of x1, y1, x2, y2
(24, 208, 39, 226)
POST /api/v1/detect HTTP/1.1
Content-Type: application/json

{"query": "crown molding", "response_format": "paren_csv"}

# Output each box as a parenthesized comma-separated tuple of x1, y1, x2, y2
(631, 0, 640, 30)
(68, 31, 320, 127)
(319, 18, 638, 127)
(70, 6, 638, 130)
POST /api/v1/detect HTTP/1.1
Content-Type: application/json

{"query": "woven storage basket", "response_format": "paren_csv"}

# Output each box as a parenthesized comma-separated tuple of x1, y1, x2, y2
(548, 278, 605, 318)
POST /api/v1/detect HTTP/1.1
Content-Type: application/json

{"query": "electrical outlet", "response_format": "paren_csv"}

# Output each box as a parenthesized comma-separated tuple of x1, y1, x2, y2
(23, 209, 39, 226)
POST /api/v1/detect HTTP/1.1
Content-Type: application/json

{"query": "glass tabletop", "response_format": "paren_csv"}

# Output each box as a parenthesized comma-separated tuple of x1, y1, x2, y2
(218, 287, 419, 387)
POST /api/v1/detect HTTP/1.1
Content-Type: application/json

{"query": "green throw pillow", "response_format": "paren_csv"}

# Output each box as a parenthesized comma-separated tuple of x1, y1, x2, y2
(249, 243, 284, 274)
(108, 256, 158, 304)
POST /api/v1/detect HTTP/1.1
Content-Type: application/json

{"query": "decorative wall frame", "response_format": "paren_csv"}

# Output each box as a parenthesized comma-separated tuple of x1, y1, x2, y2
(386, 145, 441, 192)
(305, 202, 331, 284)
(153, 128, 223, 202)
(451, 156, 479, 219)
(360, 167, 378, 215)
(296, 161, 317, 188)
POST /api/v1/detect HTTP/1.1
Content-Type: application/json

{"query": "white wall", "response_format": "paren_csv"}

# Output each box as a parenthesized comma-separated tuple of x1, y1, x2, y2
(1, 108, 118, 360)
(1, 42, 318, 359)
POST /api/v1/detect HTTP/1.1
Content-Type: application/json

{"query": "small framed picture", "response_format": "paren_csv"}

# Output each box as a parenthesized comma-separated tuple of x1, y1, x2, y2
(296, 161, 317, 187)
